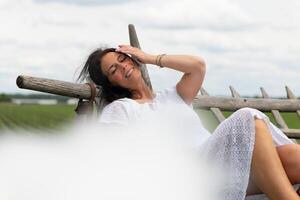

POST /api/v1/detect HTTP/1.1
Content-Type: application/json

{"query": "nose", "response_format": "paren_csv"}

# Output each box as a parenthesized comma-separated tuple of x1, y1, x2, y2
(119, 63, 128, 71)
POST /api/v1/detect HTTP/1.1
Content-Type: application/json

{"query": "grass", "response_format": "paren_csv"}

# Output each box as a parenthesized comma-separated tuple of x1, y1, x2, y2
(0, 103, 75, 131)
(0, 103, 299, 143)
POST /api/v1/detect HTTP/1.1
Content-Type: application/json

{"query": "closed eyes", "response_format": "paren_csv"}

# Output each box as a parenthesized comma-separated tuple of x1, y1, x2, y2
(109, 64, 118, 75)
(117, 53, 129, 63)
(107, 53, 131, 76)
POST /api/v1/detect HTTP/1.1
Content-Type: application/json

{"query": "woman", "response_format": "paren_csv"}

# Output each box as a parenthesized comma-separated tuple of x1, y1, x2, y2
(78, 45, 300, 199)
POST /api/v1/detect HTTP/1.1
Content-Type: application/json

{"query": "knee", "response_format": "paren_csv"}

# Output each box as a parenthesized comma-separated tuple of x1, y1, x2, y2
(229, 108, 256, 124)
(233, 107, 255, 117)
(234, 108, 267, 122)
(238, 107, 255, 112)
(236, 107, 263, 114)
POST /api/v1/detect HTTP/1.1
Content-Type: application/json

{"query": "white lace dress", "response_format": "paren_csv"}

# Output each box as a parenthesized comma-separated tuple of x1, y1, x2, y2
(99, 86, 295, 200)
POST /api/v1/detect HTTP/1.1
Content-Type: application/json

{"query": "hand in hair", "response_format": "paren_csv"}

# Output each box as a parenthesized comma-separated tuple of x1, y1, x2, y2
(116, 45, 154, 64)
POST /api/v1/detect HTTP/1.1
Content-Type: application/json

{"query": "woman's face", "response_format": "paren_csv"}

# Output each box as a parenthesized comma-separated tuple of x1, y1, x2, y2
(100, 51, 142, 89)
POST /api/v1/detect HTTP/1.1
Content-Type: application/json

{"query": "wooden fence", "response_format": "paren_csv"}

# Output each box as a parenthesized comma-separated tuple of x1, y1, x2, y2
(193, 87, 300, 139)
(16, 24, 300, 139)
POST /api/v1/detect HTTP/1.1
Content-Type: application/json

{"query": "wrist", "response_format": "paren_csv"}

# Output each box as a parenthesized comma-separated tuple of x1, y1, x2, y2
(145, 54, 157, 65)
(155, 54, 166, 67)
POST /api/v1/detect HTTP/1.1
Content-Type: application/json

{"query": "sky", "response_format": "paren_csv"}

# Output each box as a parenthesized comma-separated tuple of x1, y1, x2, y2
(0, 0, 299, 97)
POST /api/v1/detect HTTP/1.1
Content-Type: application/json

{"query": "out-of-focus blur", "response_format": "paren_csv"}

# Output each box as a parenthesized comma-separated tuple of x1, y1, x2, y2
(0, 120, 224, 200)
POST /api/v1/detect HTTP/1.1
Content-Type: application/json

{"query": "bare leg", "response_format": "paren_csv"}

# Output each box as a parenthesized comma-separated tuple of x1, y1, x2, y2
(247, 119, 300, 200)
(277, 144, 300, 185)
(247, 144, 300, 195)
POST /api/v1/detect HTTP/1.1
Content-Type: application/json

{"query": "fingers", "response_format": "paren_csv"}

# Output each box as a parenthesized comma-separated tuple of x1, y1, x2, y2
(116, 44, 141, 55)
(116, 45, 136, 53)
(115, 44, 148, 64)
(116, 44, 131, 51)
(116, 45, 136, 58)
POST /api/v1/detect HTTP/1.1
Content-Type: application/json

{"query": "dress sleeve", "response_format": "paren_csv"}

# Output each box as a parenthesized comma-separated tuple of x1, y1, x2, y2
(98, 100, 130, 126)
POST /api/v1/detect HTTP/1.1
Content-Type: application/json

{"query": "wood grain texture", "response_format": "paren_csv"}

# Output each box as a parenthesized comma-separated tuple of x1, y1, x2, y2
(200, 87, 225, 122)
(16, 75, 101, 99)
(286, 86, 300, 118)
(260, 87, 288, 129)
(281, 129, 300, 139)
(193, 96, 300, 112)
(229, 85, 241, 98)
(128, 24, 152, 90)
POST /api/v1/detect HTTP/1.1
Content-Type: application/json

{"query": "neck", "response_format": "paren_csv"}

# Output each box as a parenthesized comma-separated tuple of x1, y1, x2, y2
(130, 79, 154, 101)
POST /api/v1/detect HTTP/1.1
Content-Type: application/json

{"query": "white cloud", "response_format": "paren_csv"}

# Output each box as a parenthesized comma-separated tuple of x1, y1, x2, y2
(0, 0, 299, 97)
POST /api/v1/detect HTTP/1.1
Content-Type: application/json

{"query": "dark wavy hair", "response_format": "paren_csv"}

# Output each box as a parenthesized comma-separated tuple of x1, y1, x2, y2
(77, 47, 140, 103)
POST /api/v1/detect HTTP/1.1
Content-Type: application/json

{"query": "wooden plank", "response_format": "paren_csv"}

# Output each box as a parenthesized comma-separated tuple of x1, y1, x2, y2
(281, 129, 300, 139)
(16, 75, 99, 99)
(210, 108, 226, 123)
(192, 96, 300, 112)
(229, 86, 241, 98)
(260, 87, 288, 129)
(128, 24, 152, 90)
(200, 87, 209, 96)
(286, 86, 300, 118)
(200, 88, 225, 123)
(286, 86, 296, 99)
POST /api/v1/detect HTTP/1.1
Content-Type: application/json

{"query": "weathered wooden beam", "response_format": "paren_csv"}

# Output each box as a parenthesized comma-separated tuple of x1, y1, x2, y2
(260, 87, 288, 129)
(193, 96, 300, 112)
(286, 86, 300, 118)
(200, 88, 209, 96)
(16, 75, 99, 99)
(200, 88, 225, 122)
(281, 129, 300, 139)
(229, 86, 241, 98)
(286, 86, 296, 99)
(128, 24, 152, 90)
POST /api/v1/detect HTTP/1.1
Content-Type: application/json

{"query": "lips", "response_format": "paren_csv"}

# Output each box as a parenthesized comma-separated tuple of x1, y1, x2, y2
(125, 67, 134, 78)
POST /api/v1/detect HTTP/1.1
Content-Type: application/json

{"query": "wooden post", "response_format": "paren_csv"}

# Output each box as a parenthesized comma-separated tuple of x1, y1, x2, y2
(260, 87, 288, 129)
(229, 85, 241, 98)
(128, 24, 153, 90)
(286, 86, 300, 118)
(199, 88, 225, 123)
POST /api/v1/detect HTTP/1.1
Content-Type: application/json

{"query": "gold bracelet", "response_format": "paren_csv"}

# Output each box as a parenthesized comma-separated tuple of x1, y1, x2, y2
(155, 54, 160, 66)
(156, 54, 166, 68)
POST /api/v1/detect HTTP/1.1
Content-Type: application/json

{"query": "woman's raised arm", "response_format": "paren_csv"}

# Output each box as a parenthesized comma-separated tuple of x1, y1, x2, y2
(152, 54, 206, 105)
(116, 45, 206, 105)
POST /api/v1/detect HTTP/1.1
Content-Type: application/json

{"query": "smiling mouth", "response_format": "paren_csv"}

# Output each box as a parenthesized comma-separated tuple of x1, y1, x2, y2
(125, 67, 134, 78)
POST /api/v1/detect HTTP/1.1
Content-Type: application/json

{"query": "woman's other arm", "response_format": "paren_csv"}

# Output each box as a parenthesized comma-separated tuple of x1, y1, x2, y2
(151, 54, 206, 105)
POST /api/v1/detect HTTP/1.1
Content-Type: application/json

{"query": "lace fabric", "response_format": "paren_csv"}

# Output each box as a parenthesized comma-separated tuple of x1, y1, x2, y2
(201, 107, 294, 199)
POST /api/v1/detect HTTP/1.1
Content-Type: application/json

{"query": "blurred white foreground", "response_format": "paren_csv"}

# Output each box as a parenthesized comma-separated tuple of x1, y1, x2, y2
(0, 120, 224, 200)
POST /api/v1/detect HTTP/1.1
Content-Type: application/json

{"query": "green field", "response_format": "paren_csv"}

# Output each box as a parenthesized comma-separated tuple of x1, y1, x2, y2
(0, 103, 75, 131)
(0, 103, 299, 142)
